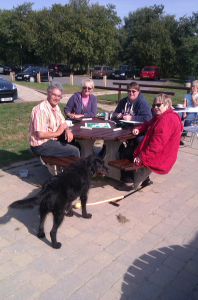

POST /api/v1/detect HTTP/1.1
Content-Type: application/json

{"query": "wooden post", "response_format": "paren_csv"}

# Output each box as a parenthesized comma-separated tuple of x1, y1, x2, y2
(10, 72, 13, 81)
(103, 75, 107, 87)
(37, 72, 41, 83)
(70, 74, 73, 85)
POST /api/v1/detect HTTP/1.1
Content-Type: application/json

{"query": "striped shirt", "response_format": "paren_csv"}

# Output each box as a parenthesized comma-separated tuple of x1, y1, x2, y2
(29, 99, 66, 147)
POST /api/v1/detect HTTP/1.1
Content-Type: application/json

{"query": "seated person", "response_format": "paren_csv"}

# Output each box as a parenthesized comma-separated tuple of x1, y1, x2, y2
(180, 80, 198, 137)
(117, 93, 183, 191)
(29, 82, 80, 158)
(112, 81, 152, 144)
(64, 78, 97, 119)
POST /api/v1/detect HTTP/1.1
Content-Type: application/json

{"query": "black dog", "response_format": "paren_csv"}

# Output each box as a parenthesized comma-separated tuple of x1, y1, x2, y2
(9, 155, 109, 249)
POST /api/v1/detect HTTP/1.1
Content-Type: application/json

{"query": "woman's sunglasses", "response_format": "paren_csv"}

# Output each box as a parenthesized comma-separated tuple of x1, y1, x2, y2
(152, 103, 164, 108)
(83, 87, 92, 90)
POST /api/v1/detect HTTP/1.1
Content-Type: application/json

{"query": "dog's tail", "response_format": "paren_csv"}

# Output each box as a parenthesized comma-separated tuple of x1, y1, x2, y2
(9, 188, 46, 209)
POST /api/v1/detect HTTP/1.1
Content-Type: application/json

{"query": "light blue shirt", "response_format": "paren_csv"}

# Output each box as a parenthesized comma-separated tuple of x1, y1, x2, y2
(184, 93, 198, 108)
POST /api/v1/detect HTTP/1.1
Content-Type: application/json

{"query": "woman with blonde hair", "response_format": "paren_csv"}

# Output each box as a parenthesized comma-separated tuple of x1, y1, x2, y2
(64, 78, 97, 119)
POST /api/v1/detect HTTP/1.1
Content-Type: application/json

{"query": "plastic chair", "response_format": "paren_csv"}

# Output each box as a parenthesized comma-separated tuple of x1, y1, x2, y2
(183, 124, 198, 147)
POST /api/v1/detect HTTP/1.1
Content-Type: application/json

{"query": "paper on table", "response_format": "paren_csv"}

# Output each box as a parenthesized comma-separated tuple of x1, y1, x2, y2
(85, 123, 111, 128)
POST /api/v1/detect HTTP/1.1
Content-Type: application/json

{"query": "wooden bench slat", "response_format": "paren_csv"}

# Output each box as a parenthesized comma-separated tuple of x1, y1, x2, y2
(28, 148, 80, 168)
(108, 159, 144, 171)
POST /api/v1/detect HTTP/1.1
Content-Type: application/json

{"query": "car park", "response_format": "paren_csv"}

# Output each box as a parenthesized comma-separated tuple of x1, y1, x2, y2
(112, 65, 136, 80)
(48, 63, 74, 77)
(0, 79, 18, 102)
(3, 65, 21, 75)
(15, 66, 53, 82)
(140, 66, 161, 80)
(92, 66, 114, 79)
(0, 64, 4, 74)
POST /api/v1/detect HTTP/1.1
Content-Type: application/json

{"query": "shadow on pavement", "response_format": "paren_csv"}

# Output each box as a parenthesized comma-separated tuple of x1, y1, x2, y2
(120, 236, 198, 299)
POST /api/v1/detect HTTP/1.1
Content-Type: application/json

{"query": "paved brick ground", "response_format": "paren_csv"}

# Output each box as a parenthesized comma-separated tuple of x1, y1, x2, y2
(1, 86, 198, 299)
(0, 135, 198, 300)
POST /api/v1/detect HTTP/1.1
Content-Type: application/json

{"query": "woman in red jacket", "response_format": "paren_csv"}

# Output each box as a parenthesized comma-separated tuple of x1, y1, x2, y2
(117, 93, 183, 191)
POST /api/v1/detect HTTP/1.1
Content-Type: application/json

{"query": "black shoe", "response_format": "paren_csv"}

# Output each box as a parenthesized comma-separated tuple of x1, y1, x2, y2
(116, 182, 135, 191)
(180, 141, 184, 145)
(141, 177, 153, 187)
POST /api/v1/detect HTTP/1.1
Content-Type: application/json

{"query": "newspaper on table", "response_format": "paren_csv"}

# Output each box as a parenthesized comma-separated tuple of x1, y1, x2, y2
(85, 123, 111, 129)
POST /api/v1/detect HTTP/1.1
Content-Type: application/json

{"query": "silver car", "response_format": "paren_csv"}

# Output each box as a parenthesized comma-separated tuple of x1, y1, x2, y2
(0, 64, 4, 74)
(92, 66, 113, 79)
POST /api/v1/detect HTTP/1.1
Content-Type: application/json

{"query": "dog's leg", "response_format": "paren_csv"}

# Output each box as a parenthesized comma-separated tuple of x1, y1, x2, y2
(50, 210, 64, 249)
(37, 205, 48, 239)
(65, 203, 74, 217)
(80, 194, 92, 219)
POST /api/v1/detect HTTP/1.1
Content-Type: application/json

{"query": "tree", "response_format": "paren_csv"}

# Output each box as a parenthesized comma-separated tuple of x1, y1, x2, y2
(121, 5, 177, 77)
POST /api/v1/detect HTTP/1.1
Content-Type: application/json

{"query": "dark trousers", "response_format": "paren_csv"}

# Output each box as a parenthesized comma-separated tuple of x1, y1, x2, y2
(119, 134, 144, 183)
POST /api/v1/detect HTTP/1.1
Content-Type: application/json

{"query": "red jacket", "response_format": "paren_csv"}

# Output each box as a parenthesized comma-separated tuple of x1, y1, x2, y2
(133, 109, 183, 174)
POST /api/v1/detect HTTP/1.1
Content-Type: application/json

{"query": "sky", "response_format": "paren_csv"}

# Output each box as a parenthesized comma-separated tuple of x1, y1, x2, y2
(0, 0, 197, 22)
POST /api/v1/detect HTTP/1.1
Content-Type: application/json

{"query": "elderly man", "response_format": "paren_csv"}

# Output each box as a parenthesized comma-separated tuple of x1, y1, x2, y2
(29, 82, 80, 158)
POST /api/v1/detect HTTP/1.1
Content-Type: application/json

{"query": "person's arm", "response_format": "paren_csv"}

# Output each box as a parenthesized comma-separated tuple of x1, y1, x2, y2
(138, 117, 173, 163)
(183, 98, 187, 118)
(112, 99, 125, 119)
(131, 96, 152, 122)
(37, 123, 68, 139)
(191, 86, 198, 107)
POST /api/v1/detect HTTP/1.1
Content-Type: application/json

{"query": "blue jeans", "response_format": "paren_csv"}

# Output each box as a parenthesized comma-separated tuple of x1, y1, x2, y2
(31, 139, 80, 158)
(178, 112, 197, 127)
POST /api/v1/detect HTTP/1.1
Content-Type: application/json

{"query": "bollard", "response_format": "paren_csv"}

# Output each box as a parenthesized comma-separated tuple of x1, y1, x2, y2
(70, 74, 73, 85)
(10, 72, 13, 81)
(103, 75, 107, 87)
(37, 72, 41, 83)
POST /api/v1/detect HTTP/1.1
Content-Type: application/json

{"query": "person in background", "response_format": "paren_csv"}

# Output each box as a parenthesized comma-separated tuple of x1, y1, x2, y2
(29, 82, 80, 158)
(64, 78, 97, 119)
(117, 93, 183, 191)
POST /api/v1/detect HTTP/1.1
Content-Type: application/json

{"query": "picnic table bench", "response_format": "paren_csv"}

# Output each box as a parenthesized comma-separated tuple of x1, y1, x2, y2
(28, 148, 81, 175)
(108, 158, 144, 172)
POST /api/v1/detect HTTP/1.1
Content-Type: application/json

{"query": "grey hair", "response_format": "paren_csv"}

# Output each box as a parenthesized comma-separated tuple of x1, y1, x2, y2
(47, 82, 64, 94)
(81, 78, 94, 89)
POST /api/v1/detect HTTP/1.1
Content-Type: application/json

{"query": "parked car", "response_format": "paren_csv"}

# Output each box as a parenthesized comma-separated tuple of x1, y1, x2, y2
(0, 79, 18, 102)
(3, 65, 21, 75)
(92, 66, 114, 79)
(112, 65, 136, 80)
(48, 63, 74, 77)
(15, 66, 53, 82)
(0, 64, 4, 74)
(22, 64, 38, 71)
(140, 66, 161, 80)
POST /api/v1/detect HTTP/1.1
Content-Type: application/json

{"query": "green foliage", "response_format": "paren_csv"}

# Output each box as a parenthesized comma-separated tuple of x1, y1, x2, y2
(0, 2, 197, 78)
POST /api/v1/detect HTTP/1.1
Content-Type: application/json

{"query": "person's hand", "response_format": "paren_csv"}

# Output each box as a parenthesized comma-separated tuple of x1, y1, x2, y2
(65, 128, 73, 143)
(192, 85, 198, 94)
(116, 113, 123, 119)
(123, 114, 132, 121)
(134, 156, 142, 164)
(68, 113, 84, 119)
(132, 128, 139, 135)
(183, 112, 187, 119)
(56, 123, 67, 136)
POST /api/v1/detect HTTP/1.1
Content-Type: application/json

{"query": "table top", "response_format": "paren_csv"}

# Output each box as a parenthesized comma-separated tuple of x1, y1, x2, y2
(70, 118, 135, 142)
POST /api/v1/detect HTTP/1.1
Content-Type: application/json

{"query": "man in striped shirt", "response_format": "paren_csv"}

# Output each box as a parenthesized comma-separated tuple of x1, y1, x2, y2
(29, 82, 80, 158)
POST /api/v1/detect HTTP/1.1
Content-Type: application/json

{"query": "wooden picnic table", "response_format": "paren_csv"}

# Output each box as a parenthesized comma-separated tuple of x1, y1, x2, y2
(71, 118, 136, 180)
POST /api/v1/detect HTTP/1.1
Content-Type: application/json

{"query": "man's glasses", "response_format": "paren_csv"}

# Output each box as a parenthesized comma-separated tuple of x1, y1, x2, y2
(152, 103, 164, 108)
(51, 93, 62, 99)
(83, 86, 92, 90)
(128, 90, 137, 93)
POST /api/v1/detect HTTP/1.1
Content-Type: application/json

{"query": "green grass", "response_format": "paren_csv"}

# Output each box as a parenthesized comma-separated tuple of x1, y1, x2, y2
(0, 101, 104, 168)
(14, 81, 103, 93)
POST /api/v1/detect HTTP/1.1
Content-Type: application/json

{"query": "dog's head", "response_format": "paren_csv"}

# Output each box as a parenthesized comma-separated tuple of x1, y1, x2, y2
(86, 155, 109, 177)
